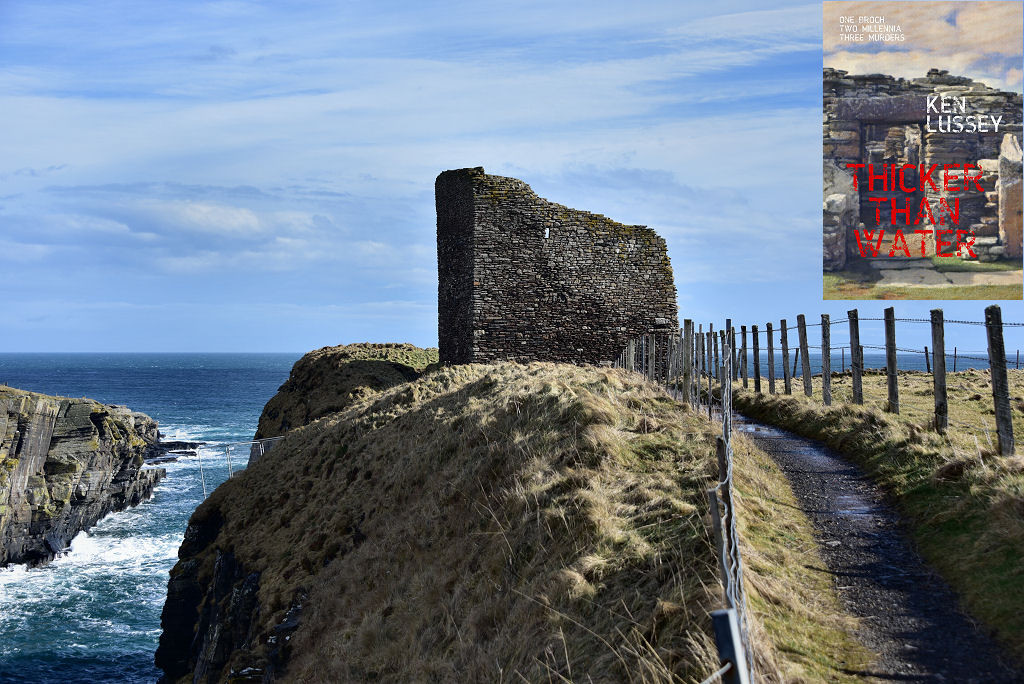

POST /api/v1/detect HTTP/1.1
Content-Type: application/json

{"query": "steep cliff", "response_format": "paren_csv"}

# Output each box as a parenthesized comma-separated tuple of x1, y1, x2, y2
(0, 385, 166, 566)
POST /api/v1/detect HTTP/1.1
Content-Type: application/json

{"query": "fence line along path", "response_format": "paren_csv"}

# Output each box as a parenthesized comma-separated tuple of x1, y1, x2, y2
(611, 303, 1024, 681)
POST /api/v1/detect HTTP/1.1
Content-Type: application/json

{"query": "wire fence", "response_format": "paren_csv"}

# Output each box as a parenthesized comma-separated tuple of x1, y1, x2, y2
(609, 303, 1021, 683)
(613, 321, 753, 684)
(709, 304, 1018, 455)
(193, 435, 286, 500)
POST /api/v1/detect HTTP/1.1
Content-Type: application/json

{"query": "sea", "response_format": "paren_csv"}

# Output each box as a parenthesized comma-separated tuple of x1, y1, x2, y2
(0, 353, 299, 684)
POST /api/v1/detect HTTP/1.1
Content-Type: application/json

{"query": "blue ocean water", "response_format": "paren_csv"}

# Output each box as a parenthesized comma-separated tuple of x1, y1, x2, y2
(0, 353, 298, 684)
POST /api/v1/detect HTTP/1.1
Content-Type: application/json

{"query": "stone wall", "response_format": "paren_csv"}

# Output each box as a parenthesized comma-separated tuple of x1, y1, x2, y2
(1000, 133, 1024, 258)
(823, 68, 1023, 269)
(436, 167, 678, 366)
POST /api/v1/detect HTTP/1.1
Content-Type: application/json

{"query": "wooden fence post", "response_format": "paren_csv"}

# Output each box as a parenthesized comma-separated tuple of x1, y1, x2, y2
(697, 324, 704, 376)
(724, 318, 733, 438)
(638, 335, 645, 377)
(822, 314, 831, 406)
(643, 335, 650, 380)
(884, 306, 899, 414)
(930, 309, 947, 433)
(696, 323, 704, 376)
(667, 332, 674, 385)
(766, 323, 776, 394)
(627, 339, 636, 372)
(953, 346, 958, 372)
(797, 314, 812, 397)
(716, 438, 733, 535)
(683, 320, 693, 407)
(664, 334, 672, 386)
(780, 319, 792, 395)
(732, 328, 739, 381)
(985, 305, 1015, 456)
(848, 309, 863, 404)
(924, 346, 930, 373)
(706, 490, 730, 598)
(711, 608, 752, 684)
(711, 324, 718, 381)
(648, 334, 656, 381)
(708, 355, 713, 419)
(708, 331, 714, 381)
(752, 325, 761, 394)
(792, 348, 799, 379)
(720, 330, 727, 382)
(740, 326, 748, 389)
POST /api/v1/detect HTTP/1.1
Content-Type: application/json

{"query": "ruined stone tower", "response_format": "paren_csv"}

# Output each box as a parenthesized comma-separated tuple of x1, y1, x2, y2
(436, 167, 678, 366)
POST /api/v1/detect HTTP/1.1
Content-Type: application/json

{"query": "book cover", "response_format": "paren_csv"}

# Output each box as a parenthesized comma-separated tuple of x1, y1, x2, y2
(823, 1, 1024, 299)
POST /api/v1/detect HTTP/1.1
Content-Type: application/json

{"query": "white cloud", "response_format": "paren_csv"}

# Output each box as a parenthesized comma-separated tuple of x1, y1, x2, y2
(824, 1, 1023, 92)
(0, 240, 54, 262)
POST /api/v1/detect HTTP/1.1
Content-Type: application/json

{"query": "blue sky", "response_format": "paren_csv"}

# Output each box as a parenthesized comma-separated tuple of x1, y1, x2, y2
(1, 0, 1021, 353)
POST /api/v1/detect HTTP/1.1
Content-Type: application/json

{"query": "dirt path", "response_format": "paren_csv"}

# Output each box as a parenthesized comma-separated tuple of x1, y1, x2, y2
(735, 415, 1022, 682)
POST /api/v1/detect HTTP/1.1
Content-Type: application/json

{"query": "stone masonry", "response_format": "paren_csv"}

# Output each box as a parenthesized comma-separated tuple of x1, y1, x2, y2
(823, 68, 1023, 269)
(436, 167, 678, 366)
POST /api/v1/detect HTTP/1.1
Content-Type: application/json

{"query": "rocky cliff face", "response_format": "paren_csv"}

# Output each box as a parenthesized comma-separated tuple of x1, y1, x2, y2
(0, 385, 166, 566)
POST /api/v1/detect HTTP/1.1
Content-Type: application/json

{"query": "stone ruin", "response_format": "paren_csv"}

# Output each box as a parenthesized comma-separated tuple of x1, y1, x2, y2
(436, 167, 678, 366)
(823, 68, 1023, 270)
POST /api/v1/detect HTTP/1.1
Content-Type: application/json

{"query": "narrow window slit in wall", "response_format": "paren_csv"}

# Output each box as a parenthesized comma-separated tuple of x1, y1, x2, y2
(544, 227, 550, 239)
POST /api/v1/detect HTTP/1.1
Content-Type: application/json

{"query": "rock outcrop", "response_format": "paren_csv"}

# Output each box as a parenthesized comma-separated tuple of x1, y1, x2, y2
(249, 343, 438, 465)
(0, 385, 166, 566)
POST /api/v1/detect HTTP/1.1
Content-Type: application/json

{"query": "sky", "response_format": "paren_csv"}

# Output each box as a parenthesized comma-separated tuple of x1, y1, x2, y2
(825, 1, 1023, 91)
(1, 0, 1022, 353)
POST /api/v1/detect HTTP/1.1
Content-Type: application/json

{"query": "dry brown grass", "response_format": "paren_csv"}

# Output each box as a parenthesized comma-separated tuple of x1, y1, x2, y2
(178, 362, 869, 682)
(254, 343, 439, 439)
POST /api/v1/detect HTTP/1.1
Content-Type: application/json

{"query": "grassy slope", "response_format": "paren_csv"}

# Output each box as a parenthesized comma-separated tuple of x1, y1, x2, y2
(735, 371, 1024, 660)
(824, 258, 1023, 300)
(176, 361, 868, 682)
(253, 343, 439, 439)
(824, 273, 1022, 300)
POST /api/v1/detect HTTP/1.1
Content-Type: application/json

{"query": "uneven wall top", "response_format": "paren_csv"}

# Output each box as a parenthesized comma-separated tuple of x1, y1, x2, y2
(436, 167, 678, 366)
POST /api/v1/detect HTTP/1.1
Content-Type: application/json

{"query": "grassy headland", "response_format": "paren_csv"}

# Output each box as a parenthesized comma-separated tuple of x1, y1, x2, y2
(161, 346, 870, 682)
(253, 342, 439, 439)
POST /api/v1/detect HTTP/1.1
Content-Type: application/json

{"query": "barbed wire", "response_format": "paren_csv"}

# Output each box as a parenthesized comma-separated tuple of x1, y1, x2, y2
(857, 316, 1024, 327)
(615, 332, 755, 681)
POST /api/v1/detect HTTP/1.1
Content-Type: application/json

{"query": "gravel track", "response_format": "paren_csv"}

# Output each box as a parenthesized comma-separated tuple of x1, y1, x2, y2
(735, 415, 1022, 682)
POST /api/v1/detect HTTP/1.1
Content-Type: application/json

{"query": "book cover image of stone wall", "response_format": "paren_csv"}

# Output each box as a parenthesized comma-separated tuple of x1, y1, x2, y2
(823, 1, 1023, 300)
